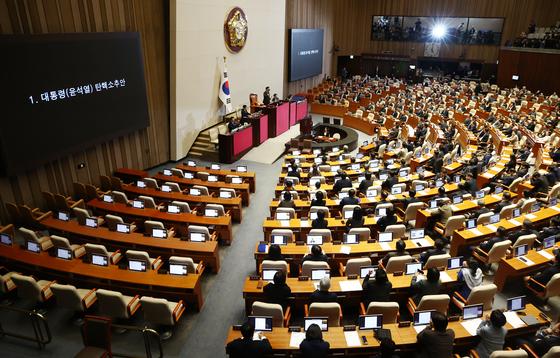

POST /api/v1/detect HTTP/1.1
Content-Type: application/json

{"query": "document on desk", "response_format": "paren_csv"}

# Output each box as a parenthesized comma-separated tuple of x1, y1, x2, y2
(491, 195, 501, 200)
(380, 242, 392, 251)
(413, 324, 428, 333)
(339, 280, 363, 292)
(440, 271, 453, 283)
(504, 311, 526, 328)
(538, 250, 554, 260)
(413, 239, 430, 247)
(300, 220, 310, 227)
(280, 220, 290, 227)
(450, 205, 459, 211)
(508, 219, 522, 226)
(486, 225, 497, 232)
(469, 228, 483, 236)
(461, 318, 482, 336)
(289, 332, 306, 347)
(339, 245, 351, 255)
(344, 331, 362, 347)
(551, 206, 560, 212)
(525, 214, 537, 220)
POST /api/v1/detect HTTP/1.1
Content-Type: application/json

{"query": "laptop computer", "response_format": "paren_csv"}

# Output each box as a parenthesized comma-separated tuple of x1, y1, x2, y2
(343, 209, 353, 219)
(307, 235, 323, 245)
(507, 296, 526, 311)
(128, 260, 147, 272)
(91, 254, 108, 266)
(410, 228, 425, 239)
(0, 233, 12, 246)
(376, 207, 387, 217)
(405, 262, 423, 275)
(429, 200, 438, 209)
(304, 317, 328, 331)
(57, 211, 70, 221)
(116, 223, 131, 234)
(249, 316, 273, 332)
(190, 232, 206, 242)
(512, 208, 521, 218)
(378, 232, 393, 243)
(152, 228, 167, 239)
(358, 314, 382, 329)
(489, 214, 500, 224)
(447, 256, 463, 270)
(344, 233, 359, 244)
(360, 266, 377, 278)
(413, 310, 435, 326)
(26, 241, 40, 253)
(169, 263, 188, 276)
(56, 247, 72, 260)
(262, 269, 278, 281)
(311, 269, 330, 281)
(463, 304, 484, 320)
(391, 186, 402, 195)
(271, 235, 288, 245)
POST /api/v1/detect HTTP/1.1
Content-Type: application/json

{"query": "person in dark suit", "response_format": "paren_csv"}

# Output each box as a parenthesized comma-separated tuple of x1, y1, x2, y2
(411, 267, 441, 304)
(493, 191, 512, 215)
(303, 245, 329, 262)
(358, 172, 374, 195)
(403, 189, 420, 208)
(311, 190, 326, 207)
(278, 192, 296, 209)
(529, 172, 549, 195)
(266, 244, 284, 261)
(381, 239, 409, 266)
(419, 239, 446, 265)
(228, 117, 241, 132)
(263, 270, 291, 309)
(345, 207, 365, 231)
(340, 188, 360, 207)
(333, 173, 353, 193)
(226, 321, 272, 358)
(381, 172, 398, 192)
(299, 323, 330, 358)
(377, 208, 397, 232)
(362, 267, 392, 304)
(241, 105, 250, 124)
(311, 210, 329, 229)
(310, 277, 338, 303)
(416, 312, 455, 358)
(479, 226, 508, 253)
(286, 164, 301, 179)
(507, 219, 538, 244)
(527, 252, 560, 290)
(263, 87, 271, 105)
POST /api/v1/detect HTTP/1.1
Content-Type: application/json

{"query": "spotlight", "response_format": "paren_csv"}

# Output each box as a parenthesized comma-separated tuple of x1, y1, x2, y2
(349, 55, 354, 59)
(432, 24, 446, 39)
(409, 65, 416, 70)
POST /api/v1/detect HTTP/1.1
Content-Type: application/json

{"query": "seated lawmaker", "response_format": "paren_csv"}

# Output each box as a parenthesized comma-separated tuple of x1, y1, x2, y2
(311, 190, 326, 207)
(303, 245, 328, 262)
(416, 312, 455, 358)
(278, 191, 296, 209)
(411, 267, 441, 305)
(345, 207, 365, 231)
(519, 322, 560, 357)
(340, 188, 360, 207)
(420, 239, 446, 265)
(286, 163, 301, 179)
(478, 226, 508, 253)
(228, 117, 241, 133)
(381, 239, 409, 266)
(333, 173, 352, 193)
(526, 251, 560, 290)
(474, 310, 507, 358)
(266, 244, 284, 261)
(226, 321, 272, 358)
(263, 270, 291, 309)
(299, 323, 330, 358)
(358, 172, 373, 195)
(377, 208, 397, 232)
(362, 267, 392, 304)
(311, 210, 329, 229)
(240, 104, 250, 124)
(455, 258, 483, 299)
(310, 277, 338, 303)
(507, 219, 538, 244)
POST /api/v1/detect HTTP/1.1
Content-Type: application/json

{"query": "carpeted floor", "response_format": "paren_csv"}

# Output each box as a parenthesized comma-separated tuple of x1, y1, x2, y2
(241, 123, 301, 164)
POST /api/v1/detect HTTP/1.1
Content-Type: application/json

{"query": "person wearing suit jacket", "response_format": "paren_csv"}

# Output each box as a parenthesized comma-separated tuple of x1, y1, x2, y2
(226, 322, 272, 358)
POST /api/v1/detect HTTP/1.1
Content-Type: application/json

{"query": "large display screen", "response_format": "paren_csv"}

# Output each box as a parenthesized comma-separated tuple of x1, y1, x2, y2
(0, 32, 149, 175)
(289, 29, 324, 82)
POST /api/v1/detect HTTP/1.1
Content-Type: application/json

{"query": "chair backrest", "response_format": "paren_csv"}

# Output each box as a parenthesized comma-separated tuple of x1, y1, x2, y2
(499, 204, 517, 219)
(99, 176, 112, 191)
(73, 207, 90, 225)
(5, 202, 23, 226)
(73, 182, 87, 201)
(220, 188, 236, 197)
(424, 254, 451, 269)
(465, 284, 497, 310)
(171, 201, 191, 213)
(542, 345, 560, 358)
(50, 235, 72, 249)
(261, 260, 289, 274)
(509, 178, 524, 192)
(385, 255, 413, 273)
(365, 302, 399, 323)
(111, 191, 128, 204)
(206, 204, 225, 216)
(487, 240, 512, 264)
(105, 214, 124, 231)
(310, 176, 326, 184)
(548, 183, 560, 200)
(84, 184, 99, 201)
(171, 168, 183, 178)
(378, 144, 387, 157)
(342, 204, 360, 217)
(192, 185, 209, 196)
(345, 258, 371, 276)
(110, 177, 122, 191)
(309, 206, 330, 218)
(85, 243, 110, 258)
(444, 215, 465, 237)
(309, 229, 332, 243)
(126, 250, 152, 268)
(270, 229, 294, 243)
(318, 165, 331, 173)
(18, 227, 40, 243)
(164, 182, 182, 193)
(42, 191, 57, 211)
(218, 124, 228, 135)
(144, 220, 164, 232)
(513, 234, 537, 249)
(521, 198, 536, 214)
(276, 207, 296, 219)
(140, 296, 174, 326)
(405, 202, 425, 222)
(11, 274, 44, 302)
(252, 301, 285, 327)
(385, 224, 406, 239)
(187, 225, 210, 241)
(301, 261, 330, 277)
(477, 212, 495, 226)
(545, 273, 560, 299)
(376, 203, 394, 212)
(348, 227, 370, 241)
(416, 294, 450, 314)
(95, 289, 130, 319)
(169, 256, 197, 273)
(489, 349, 528, 358)
(138, 195, 157, 209)
(143, 177, 159, 189)
(308, 302, 341, 327)
(285, 176, 300, 185)
(51, 283, 83, 311)
(196, 172, 209, 181)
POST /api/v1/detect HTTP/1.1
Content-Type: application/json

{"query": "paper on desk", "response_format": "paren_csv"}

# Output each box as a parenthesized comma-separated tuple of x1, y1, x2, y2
(300, 220, 310, 227)
(538, 250, 555, 260)
(508, 219, 522, 226)
(450, 205, 460, 211)
(525, 214, 537, 220)
(461, 318, 482, 336)
(470, 228, 483, 236)
(280, 220, 290, 227)
(551, 206, 560, 212)
(504, 311, 526, 328)
(440, 271, 453, 283)
(518, 257, 535, 266)
(492, 195, 501, 200)
(339, 245, 351, 255)
(334, 200, 340, 205)
(413, 324, 428, 333)
(380, 242, 392, 251)
(486, 225, 497, 232)
(387, 195, 397, 201)
(344, 331, 362, 347)
(289, 332, 306, 347)
(339, 280, 363, 292)
(413, 239, 430, 247)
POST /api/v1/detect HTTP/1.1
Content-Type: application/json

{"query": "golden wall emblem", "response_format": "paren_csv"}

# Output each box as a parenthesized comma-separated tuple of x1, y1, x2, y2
(224, 7, 248, 53)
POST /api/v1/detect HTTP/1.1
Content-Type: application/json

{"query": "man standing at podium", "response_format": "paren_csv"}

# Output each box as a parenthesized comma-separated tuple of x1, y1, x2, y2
(241, 105, 250, 124)
(263, 86, 271, 105)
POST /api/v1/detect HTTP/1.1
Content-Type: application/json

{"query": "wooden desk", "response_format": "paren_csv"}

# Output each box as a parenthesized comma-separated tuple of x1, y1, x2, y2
(226, 304, 547, 354)
(310, 103, 348, 118)
(177, 164, 256, 193)
(40, 216, 220, 273)
(494, 244, 560, 290)
(343, 114, 376, 135)
(87, 199, 234, 245)
(153, 173, 251, 206)
(0, 245, 204, 310)
(121, 183, 243, 223)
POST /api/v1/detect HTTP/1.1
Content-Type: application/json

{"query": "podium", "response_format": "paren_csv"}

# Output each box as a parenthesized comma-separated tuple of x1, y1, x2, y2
(248, 112, 268, 146)
(218, 125, 254, 163)
(264, 102, 290, 138)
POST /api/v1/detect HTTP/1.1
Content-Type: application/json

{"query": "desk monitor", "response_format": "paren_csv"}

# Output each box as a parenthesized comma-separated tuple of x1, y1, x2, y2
(495, 186, 504, 194)
(189, 188, 203, 196)
(307, 235, 323, 245)
(163, 169, 172, 176)
(415, 184, 425, 191)
(152, 228, 167, 239)
(338, 155, 344, 162)
(103, 194, 114, 203)
(161, 185, 172, 193)
(370, 160, 379, 168)
(344, 233, 359, 244)
(332, 146, 339, 152)
(359, 314, 382, 330)
(391, 186, 402, 195)
(136, 180, 146, 188)
(377, 207, 387, 217)
(415, 151, 422, 158)
(413, 310, 434, 326)
(287, 166, 292, 173)
(435, 180, 444, 188)
(330, 165, 340, 172)
(207, 175, 218, 182)
(531, 203, 540, 213)
(220, 190, 233, 199)
(309, 211, 318, 220)
(514, 244, 528, 257)
(116, 223, 131, 234)
(313, 158, 322, 165)
(366, 189, 378, 198)
(190, 232, 206, 242)
(362, 140, 368, 146)
(26, 241, 40, 253)
(56, 247, 72, 260)
(489, 214, 500, 224)
(211, 163, 221, 170)
(57, 211, 70, 221)
(423, 147, 430, 154)
(84, 216, 98, 228)
(249, 316, 273, 332)
(550, 198, 558, 206)
(543, 236, 556, 249)
(379, 173, 389, 181)
(512, 208, 521, 218)
(169, 263, 188, 276)
(452, 196, 463, 204)
(305, 317, 328, 331)
(187, 160, 197, 167)
(237, 165, 247, 172)
(447, 256, 463, 270)
(405, 262, 422, 275)
(360, 266, 377, 278)
(410, 228, 425, 239)
(417, 166, 425, 175)
(132, 200, 144, 209)
(357, 175, 366, 183)
(0, 233, 12, 246)
(231, 177, 243, 184)
(128, 260, 147, 272)
(507, 296, 526, 311)
(378, 232, 393, 243)
(276, 212, 291, 221)
(313, 149, 322, 155)
(167, 205, 181, 214)
(271, 235, 288, 245)
(343, 209, 353, 219)
(386, 159, 394, 165)
(399, 169, 409, 177)
(311, 269, 330, 281)
(309, 178, 320, 187)
(183, 172, 194, 179)
(356, 153, 364, 160)
(91, 254, 108, 266)
(466, 218, 477, 229)
(293, 150, 301, 156)
(429, 200, 438, 209)
(205, 208, 219, 217)
(455, 175, 461, 184)
(262, 269, 278, 281)
(351, 163, 360, 171)
(463, 304, 484, 320)
(475, 191, 485, 199)
(338, 192, 349, 200)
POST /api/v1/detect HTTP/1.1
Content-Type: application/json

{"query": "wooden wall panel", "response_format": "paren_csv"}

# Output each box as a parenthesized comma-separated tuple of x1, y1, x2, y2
(498, 49, 560, 94)
(0, 0, 169, 223)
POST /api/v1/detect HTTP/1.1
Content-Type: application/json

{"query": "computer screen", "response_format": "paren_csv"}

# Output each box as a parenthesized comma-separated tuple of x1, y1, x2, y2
(190, 232, 206, 242)
(276, 212, 291, 221)
(343, 210, 353, 219)
(249, 316, 273, 332)
(453, 196, 462, 204)
(163, 169, 172, 176)
(359, 314, 382, 329)
(103, 194, 114, 203)
(435, 180, 444, 188)
(507, 296, 526, 311)
(332, 147, 339, 152)
(447, 256, 463, 269)
(304, 317, 328, 331)
(414, 310, 434, 325)
(360, 266, 376, 278)
(116, 223, 130, 233)
(132, 200, 144, 209)
(543, 236, 556, 249)
(339, 192, 349, 199)
(56, 247, 72, 260)
(237, 165, 247, 172)
(168, 205, 181, 214)
(513, 208, 521, 218)
(262, 269, 278, 281)
(169, 264, 188, 275)
(475, 191, 485, 199)
(379, 174, 388, 181)
(128, 260, 146, 272)
(399, 169, 409, 177)
(91, 254, 108, 266)
(410, 229, 424, 239)
(489, 214, 500, 224)
(429, 200, 437, 209)
(0, 233, 12, 246)
(495, 186, 504, 194)
(466, 218, 477, 229)
(57, 211, 70, 221)
(307, 235, 323, 245)
(205, 209, 219, 217)
(378, 232, 393, 242)
(189, 187, 202, 195)
(344, 234, 359, 244)
(187, 160, 197, 167)
(514, 244, 528, 257)
(211, 163, 221, 170)
(184, 172, 194, 179)
(351, 163, 360, 171)
(550, 198, 558, 206)
(463, 304, 483, 320)
(152, 228, 167, 239)
(391, 186, 402, 194)
(220, 191, 233, 199)
(531, 204, 540, 213)
(26, 241, 40, 253)
(377, 208, 387, 216)
(272, 235, 288, 245)
(207, 175, 218, 182)
(310, 212, 318, 220)
(85, 217, 98, 228)
(161, 185, 172, 193)
(367, 189, 378, 198)
(231, 177, 243, 184)
(311, 269, 330, 281)
(415, 184, 425, 191)
(309, 178, 320, 187)
(405, 262, 422, 275)
(136, 180, 146, 188)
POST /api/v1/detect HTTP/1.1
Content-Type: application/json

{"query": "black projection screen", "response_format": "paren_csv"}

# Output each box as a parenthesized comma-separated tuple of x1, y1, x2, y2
(0, 32, 149, 175)
(289, 29, 324, 82)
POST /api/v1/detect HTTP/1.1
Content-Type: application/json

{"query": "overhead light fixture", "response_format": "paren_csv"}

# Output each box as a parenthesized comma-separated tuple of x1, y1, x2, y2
(512, 75, 519, 80)
(432, 24, 446, 39)
(349, 55, 354, 59)
(409, 65, 416, 70)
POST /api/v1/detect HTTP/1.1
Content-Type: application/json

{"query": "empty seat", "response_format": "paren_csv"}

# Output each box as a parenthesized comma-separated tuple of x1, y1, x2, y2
(301, 261, 330, 277)
(18, 227, 53, 251)
(104, 214, 125, 231)
(261, 260, 289, 275)
(342, 257, 371, 277)
(424, 254, 451, 270)
(171, 168, 183, 177)
(140, 296, 185, 339)
(251, 301, 291, 327)
(270, 229, 295, 243)
(205, 204, 225, 216)
(192, 185, 209, 196)
(385, 224, 406, 239)
(384, 255, 413, 273)
(308, 229, 332, 243)
(111, 191, 129, 205)
(125, 250, 162, 271)
(309, 206, 330, 218)
(144, 220, 165, 233)
(407, 294, 450, 315)
(137, 195, 157, 209)
(85, 243, 122, 265)
(51, 283, 97, 316)
(196, 172, 209, 181)
(74, 207, 105, 227)
(348, 227, 370, 241)
(452, 283, 497, 311)
(276, 207, 296, 219)
(169, 256, 203, 274)
(306, 302, 342, 327)
(50, 235, 86, 259)
(11, 273, 56, 306)
(164, 182, 182, 193)
(171, 201, 191, 213)
(187, 225, 213, 241)
(95, 289, 140, 320)
(143, 177, 159, 189)
(360, 301, 400, 323)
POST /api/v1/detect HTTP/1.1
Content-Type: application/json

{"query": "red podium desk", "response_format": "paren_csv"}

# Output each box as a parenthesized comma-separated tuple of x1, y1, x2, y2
(265, 102, 290, 138)
(289, 101, 297, 126)
(296, 99, 308, 121)
(249, 113, 268, 145)
(218, 125, 254, 164)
